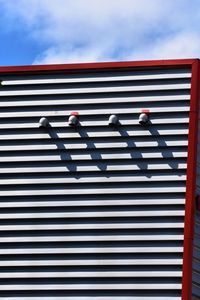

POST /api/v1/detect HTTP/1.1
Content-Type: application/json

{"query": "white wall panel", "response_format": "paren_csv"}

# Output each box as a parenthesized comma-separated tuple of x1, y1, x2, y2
(0, 64, 191, 299)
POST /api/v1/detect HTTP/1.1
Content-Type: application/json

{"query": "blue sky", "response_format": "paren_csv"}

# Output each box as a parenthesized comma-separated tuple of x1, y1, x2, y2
(0, 0, 200, 66)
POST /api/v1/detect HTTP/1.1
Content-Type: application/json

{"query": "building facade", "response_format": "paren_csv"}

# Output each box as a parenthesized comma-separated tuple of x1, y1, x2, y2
(0, 59, 199, 299)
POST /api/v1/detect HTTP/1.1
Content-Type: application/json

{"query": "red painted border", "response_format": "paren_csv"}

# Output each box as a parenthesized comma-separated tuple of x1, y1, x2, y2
(0, 58, 196, 74)
(182, 59, 200, 300)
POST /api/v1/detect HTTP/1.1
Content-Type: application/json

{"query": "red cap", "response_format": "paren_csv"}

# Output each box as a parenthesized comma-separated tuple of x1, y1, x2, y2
(141, 109, 150, 114)
(70, 112, 79, 117)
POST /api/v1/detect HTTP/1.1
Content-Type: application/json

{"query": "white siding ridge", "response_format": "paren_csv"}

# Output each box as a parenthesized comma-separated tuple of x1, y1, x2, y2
(0, 222, 184, 231)
(0, 247, 183, 255)
(0, 118, 190, 129)
(0, 96, 191, 107)
(0, 283, 182, 290)
(0, 297, 182, 300)
(0, 210, 185, 219)
(0, 259, 183, 266)
(0, 130, 189, 140)
(0, 175, 186, 185)
(0, 163, 187, 173)
(1, 71, 191, 85)
(0, 271, 182, 278)
(0, 198, 185, 207)
(0, 83, 191, 96)
(0, 152, 188, 162)
(0, 140, 188, 151)
(0, 106, 190, 117)
(0, 187, 186, 196)
(0, 236, 184, 243)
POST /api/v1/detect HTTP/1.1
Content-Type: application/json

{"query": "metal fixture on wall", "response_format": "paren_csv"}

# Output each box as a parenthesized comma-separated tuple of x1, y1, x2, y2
(68, 112, 79, 126)
(39, 117, 49, 128)
(139, 109, 150, 125)
(108, 114, 119, 126)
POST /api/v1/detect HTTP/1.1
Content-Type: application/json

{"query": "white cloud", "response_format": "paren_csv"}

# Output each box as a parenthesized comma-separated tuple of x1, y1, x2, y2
(34, 45, 111, 64)
(0, 0, 200, 64)
(128, 31, 200, 61)
(151, 32, 200, 59)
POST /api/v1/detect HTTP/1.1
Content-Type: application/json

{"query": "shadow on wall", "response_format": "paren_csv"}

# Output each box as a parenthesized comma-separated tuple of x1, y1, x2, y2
(41, 116, 178, 177)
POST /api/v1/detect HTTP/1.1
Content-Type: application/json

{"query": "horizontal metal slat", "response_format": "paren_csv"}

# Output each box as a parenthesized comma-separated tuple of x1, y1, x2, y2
(0, 168, 185, 180)
(0, 96, 191, 108)
(0, 129, 188, 140)
(1, 70, 191, 85)
(0, 117, 190, 129)
(0, 174, 186, 185)
(0, 106, 190, 118)
(0, 247, 183, 255)
(0, 163, 187, 174)
(0, 296, 181, 300)
(0, 133, 188, 144)
(0, 297, 181, 300)
(0, 122, 189, 131)
(0, 83, 191, 97)
(0, 140, 188, 151)
(0, 198, 185, 208)
(0, 235, 184, 243)
(0, 258, 183, 266)
(0, 151, 187, 162)
(0, 283, 182, 290)
(0, 104, 190, 120)
(0, 270, 182, 278)
(0, 210, 185, 219)
(0, 95, 190, 108)
(0, 222, 184, 231)
(0, 187, 186, 196)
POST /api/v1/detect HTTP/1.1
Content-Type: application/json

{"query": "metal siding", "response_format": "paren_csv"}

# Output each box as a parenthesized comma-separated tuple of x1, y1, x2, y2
(193, 123, 200, 298)
(0, 65, 191, 299)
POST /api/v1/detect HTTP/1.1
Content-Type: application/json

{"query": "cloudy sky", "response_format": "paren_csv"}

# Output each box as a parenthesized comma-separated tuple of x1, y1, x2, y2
(0, 0, 199, 66)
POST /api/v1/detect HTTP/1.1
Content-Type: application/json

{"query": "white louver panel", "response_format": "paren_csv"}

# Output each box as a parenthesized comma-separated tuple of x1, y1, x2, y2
(0, 66, 191, 299)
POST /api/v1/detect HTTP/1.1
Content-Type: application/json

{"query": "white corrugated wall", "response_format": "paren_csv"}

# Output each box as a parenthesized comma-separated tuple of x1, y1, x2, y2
(0, 65, 192, 299)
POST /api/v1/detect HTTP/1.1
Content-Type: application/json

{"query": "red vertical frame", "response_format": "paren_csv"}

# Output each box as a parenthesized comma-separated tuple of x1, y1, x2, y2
(182, 59, 200, 300)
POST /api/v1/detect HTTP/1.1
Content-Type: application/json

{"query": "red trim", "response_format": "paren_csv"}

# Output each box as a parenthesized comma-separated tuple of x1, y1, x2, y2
(0, 58, 196, 74)
(182, 60, 200, 299)
(70, 112, 79, 117)
(141, 109, 150, 114)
